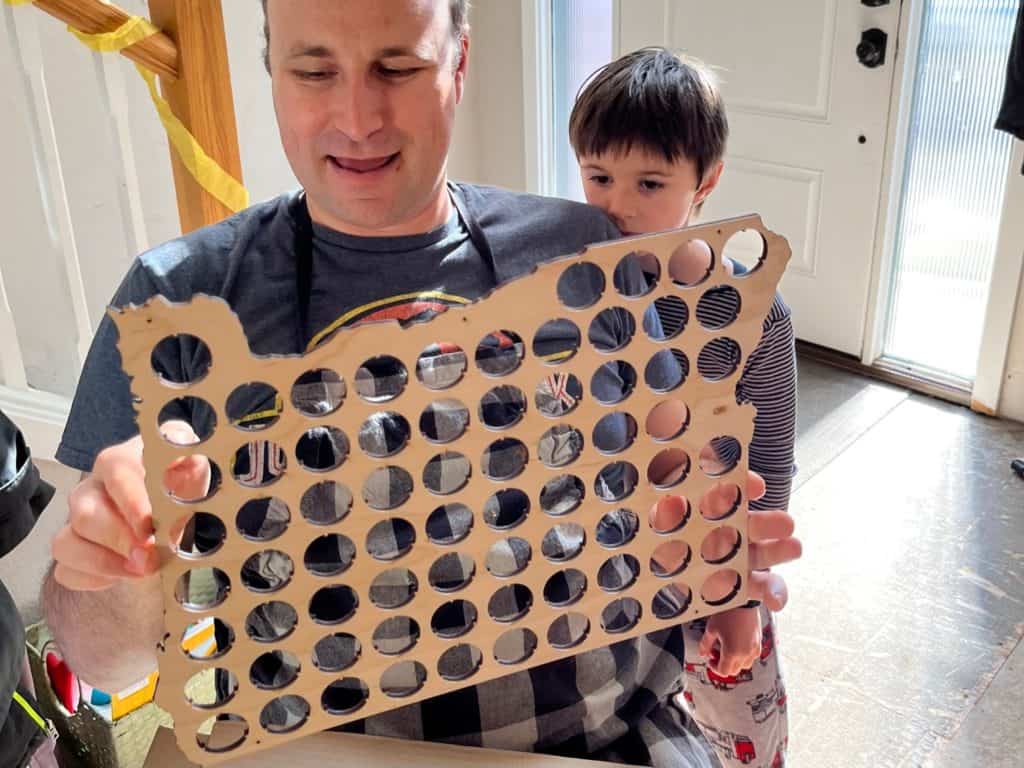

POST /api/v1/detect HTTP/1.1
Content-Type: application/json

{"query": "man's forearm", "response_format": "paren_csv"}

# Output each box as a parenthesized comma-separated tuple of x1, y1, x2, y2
(41, 562, 164, 692)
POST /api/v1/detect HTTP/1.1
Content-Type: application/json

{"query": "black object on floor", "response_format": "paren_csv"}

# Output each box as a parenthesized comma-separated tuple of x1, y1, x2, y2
(1013, 458, 1024, 480)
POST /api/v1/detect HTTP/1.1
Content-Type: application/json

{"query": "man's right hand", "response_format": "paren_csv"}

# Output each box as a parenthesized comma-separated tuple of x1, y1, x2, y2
(52, 423, 208, 591)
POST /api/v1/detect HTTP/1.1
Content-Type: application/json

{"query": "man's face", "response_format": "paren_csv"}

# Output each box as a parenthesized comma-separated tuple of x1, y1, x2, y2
(267, 0, 467, 236)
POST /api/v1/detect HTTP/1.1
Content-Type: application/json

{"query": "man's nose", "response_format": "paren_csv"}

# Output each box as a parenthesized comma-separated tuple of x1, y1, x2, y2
(331, 77, 386, 143)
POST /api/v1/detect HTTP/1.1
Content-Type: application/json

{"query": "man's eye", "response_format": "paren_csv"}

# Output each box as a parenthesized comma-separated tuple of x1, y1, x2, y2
(294, 70, 333, 81)
(378, 65, 417, 78)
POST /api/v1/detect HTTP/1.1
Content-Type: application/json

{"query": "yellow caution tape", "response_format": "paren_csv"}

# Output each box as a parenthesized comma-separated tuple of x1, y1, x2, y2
(7, 3, 248, 215)
(136, 64, 250, 213)
(67, 14, 159, 52)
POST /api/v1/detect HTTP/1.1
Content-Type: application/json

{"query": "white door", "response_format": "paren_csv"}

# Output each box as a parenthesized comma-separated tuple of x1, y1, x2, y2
(619, 0, 903, 356)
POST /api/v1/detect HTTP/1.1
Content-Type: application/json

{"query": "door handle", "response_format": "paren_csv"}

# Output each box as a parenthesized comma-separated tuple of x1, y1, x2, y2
(861, 0, 891, 6)
(857, 28, 888, 68)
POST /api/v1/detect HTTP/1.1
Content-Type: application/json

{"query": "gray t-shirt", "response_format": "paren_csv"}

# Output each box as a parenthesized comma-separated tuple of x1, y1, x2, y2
(57, 183, 618, 469)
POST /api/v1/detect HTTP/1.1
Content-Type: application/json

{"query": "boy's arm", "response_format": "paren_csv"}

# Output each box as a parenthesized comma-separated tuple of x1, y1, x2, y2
(740, 303, 798, 513)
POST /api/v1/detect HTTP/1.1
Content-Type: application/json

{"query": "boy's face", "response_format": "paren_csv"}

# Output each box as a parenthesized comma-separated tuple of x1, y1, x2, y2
(578, 148, 721, 236)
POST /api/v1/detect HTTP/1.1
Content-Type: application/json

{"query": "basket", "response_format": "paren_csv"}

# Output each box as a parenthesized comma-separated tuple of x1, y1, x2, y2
(24, 622, 173, 768)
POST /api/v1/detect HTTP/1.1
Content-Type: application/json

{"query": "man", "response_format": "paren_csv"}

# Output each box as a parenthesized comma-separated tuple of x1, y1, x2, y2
(43, 2, 800, 765)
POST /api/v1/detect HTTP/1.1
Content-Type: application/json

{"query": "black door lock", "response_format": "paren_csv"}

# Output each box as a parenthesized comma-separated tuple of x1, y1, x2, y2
(862, 0, 891, 6)
(857, 28, 888, 68)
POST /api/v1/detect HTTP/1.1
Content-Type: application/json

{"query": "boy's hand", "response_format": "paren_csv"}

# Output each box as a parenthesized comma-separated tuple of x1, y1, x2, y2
(699, 607, 762, 677)
(706, 471, 801, 612)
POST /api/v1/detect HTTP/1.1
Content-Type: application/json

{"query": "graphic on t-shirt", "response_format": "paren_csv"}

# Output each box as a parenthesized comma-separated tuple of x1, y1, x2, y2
(308, 290, 473, 351)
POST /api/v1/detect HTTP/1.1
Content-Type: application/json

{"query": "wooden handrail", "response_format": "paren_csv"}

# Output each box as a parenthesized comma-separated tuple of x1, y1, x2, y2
(31, 0, 179, 80)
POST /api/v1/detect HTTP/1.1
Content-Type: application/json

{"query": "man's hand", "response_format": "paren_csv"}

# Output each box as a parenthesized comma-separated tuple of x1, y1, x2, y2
(699, 607, 762, 677)
(51, 423, 208, 591)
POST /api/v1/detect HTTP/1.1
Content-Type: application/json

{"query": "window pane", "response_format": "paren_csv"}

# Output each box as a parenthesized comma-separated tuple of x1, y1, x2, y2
(883, 0, 1018, 381)
(552, 0, 615, 201)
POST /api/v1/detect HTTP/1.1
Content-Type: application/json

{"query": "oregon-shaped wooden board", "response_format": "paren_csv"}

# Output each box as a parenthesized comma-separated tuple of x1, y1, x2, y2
(111, 214, 790, 765)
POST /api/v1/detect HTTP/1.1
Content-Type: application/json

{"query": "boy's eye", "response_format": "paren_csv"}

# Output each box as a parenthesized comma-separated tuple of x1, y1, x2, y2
(640, 180, 664, 192)
(589, 174, 611, 186)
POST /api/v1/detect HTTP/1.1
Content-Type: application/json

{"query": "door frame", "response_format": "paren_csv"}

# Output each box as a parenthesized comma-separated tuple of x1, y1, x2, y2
(862, 0, 1024, 413)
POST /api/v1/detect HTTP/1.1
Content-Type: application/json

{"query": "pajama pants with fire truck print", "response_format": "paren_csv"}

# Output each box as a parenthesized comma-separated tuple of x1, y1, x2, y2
(678, 606, 788, 768)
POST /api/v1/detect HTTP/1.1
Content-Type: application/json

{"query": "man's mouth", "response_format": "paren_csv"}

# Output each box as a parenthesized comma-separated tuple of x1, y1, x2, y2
(328, 154, 398, 173)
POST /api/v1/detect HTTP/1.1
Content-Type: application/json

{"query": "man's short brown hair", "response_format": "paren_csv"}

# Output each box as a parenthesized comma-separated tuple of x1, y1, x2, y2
(569, 48, 728, 184)
(260, 0, 470, 73)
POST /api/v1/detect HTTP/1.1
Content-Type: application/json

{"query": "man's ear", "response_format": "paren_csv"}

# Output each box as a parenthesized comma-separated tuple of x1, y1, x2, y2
(454, 33, 470, 103)
(694, 160, 724, 206)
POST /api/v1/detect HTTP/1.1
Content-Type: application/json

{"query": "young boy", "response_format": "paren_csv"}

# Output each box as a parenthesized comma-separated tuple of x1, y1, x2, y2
(570, 48, 796, 768)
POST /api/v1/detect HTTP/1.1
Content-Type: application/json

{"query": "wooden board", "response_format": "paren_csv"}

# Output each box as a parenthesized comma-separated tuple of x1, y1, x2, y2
(111, 215, 790, 764)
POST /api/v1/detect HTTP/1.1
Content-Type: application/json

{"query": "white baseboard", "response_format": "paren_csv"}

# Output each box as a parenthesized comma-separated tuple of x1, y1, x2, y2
(0, 385, 71, 462)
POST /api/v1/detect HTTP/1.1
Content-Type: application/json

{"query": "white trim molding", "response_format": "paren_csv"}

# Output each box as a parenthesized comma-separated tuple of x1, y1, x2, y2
(0, 385, 71, 463)
(974, 138, 1024, 415)
(862, 0, 922, 367)
(521, 0, 555, 196)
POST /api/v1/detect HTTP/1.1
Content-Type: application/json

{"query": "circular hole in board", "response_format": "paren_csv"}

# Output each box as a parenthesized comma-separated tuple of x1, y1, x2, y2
(246, 601, 298, 643)
(240, 550, 294, 593)
(236, 497, 290, 542)
(295, 428, 349, 473)
(494, 628, 538, 665)
(416, 342, 467, 390)
(301, 481, 353, 526)
(151, 334, 212, 387)
(547, 613, 591, 650)
(557, 261, 605, 309)
(158, 396, 216, 444)
(291, 368, 345, 416)
(696, 285, 742, 330)
(594, 462, 639, 503)
(668, 239, 714, 287)
(588, 307, 636, 353)
(613, 250, 661, 298)
(368, 568, 419, 610)
(321, 678, 369, 716)
(380, 660, 427, 698)
(475, 330, 525, 376)
(174, 567, 230, 611)
(312, 633, 361, 672)
(226, 382, 281, 431)
(358, 412, 411, 458)
(355, 355, 408, 403)
(260, 695, 310, 734)
(597, 554, 641, 592)
(195, 714, 248, 754)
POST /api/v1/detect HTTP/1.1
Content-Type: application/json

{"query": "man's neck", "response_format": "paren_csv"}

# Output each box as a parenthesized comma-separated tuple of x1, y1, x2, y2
(307, 181, 453, 238)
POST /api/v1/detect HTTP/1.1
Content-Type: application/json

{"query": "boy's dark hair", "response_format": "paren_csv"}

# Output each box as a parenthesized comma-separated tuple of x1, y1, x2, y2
(259, 0, 470, 73)
(569, 47, 728, 184)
